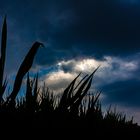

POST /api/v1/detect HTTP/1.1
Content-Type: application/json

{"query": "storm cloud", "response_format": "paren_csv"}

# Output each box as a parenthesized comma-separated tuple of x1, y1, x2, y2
(37, 54, 140, 107)
(0, 0, 140, 68)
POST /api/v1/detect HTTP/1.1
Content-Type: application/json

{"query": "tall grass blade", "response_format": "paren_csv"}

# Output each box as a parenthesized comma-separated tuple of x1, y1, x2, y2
(0, 16, 7, 101)
(70, 74, 93, 113)
(8, 42, 43, 101)
(25, 73, 32, 107)
(59, 73, 81, 109)
(70, 66, 99, 105)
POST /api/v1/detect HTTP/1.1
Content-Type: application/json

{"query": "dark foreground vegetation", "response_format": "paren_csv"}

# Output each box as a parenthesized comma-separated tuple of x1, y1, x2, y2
(0, 17, 140, 137)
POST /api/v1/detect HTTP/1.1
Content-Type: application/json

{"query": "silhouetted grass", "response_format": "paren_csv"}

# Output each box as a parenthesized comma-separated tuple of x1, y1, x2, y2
(0, 17, 7, 102)
(0, 17, 139, 137)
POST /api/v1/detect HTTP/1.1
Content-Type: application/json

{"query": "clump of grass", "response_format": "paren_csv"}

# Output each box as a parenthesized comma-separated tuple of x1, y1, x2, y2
(0, 17, 43, 107)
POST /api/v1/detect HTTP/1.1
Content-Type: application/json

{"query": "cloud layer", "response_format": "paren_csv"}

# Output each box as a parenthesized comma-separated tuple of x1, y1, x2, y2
(37, 54, 140, 108)
(1, 0, 140, 71)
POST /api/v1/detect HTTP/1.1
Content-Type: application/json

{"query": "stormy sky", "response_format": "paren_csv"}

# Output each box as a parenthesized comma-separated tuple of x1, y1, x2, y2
(0, 0, 140, 123)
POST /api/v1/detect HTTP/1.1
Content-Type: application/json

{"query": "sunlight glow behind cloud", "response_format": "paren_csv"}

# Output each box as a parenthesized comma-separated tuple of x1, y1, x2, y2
(38, 55, 138, 94)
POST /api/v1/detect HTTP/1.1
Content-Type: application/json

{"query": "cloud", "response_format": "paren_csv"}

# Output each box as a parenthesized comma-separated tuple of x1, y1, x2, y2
(41, 70, 77, 93)
(37, 54, 140, 106)
(32, 0, 140, 66)
(57, 58, 102, 73)
(119, 0, 140, 5)
(58, 55, 139, 84)
(1, 0, 140, 70)
(102, 79, 140, 106)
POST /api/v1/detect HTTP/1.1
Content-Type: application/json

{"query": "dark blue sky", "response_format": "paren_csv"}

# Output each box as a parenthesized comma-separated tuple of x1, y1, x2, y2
(0, 0, 140, 123)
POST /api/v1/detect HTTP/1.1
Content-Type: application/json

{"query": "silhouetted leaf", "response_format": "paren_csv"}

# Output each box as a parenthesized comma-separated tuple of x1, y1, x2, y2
(0, 16, 7, 101)
(8, 42, 43, 101)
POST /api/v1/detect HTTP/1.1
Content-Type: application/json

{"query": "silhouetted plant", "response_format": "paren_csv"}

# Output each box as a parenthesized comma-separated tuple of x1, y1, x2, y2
(7, 42, 43, 104)
(0, 17, 7, 102)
